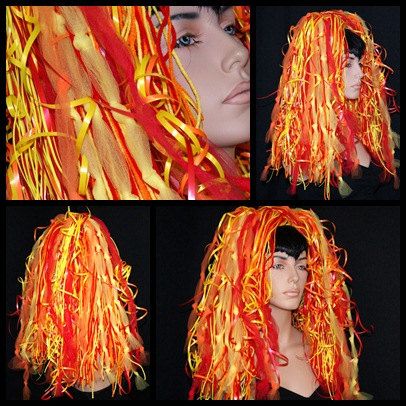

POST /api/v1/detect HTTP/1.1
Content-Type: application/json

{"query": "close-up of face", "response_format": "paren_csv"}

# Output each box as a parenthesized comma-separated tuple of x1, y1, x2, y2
(159, 6, 250, 150)
(343, 53, 364, 99)
(268, 250, 308, 311)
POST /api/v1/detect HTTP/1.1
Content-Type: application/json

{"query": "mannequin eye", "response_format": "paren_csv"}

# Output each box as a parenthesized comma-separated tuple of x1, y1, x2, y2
(175, 34, 202, 48)
(223, 24, 237, 36)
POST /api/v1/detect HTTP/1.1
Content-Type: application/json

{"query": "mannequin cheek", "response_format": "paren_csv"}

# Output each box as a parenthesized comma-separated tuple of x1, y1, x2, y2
(204, 119, 250, 148)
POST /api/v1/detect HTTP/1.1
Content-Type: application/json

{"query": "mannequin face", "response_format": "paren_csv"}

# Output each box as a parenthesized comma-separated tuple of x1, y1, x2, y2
(269, 251, 308, 311)
(343, 53, 364, 99)
(161, 6, 250, 149)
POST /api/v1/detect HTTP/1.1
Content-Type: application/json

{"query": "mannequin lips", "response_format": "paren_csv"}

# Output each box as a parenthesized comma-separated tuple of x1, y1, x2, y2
(283, 290, 300, 297)
(223, 81, 250, 105)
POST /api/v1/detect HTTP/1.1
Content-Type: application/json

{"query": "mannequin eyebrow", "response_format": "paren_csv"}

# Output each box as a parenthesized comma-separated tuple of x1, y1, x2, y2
(170, 12, 200, 21)
(272, 253, 307, 260)
(273, 254, 289, 259)
(170, 6, 232, 21)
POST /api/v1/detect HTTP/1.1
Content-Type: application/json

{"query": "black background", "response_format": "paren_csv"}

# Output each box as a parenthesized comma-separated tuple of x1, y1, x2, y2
(5, 205, 151, 400)
(255, 6, 400, 199)
(156, 204, 400, 400)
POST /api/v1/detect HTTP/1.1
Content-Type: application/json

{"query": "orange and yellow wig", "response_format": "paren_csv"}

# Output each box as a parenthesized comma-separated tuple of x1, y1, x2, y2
(262, 11, 399, 199)
(187, 206, 369, 400)
(6, 6, 250, 200)
(10, 210, 148, 399)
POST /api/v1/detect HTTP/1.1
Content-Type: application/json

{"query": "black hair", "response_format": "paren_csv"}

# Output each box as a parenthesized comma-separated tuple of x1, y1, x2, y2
(345, 29, 366, 59)
(274, 225, 308, 259)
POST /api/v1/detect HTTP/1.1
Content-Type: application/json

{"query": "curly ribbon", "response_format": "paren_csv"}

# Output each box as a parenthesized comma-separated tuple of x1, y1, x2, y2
(78, 155, 89, 196)
(70, 97, 97, 154)
(7, 7, 41, 93)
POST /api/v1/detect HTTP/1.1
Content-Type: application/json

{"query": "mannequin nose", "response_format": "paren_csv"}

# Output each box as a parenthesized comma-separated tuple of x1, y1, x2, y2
(289, 269, 299, 283)
(221, 37, 250, 77)
(356, 63, 364, 80)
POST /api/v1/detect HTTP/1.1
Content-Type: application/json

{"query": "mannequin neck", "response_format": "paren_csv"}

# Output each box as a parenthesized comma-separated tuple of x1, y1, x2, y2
(223, 146, 236, 159)
(270, 305, 301, 350)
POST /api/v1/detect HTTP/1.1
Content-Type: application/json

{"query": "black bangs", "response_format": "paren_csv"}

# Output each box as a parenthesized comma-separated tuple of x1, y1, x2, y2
(274, 225, 308, 259)
(345, 29, 366, 59)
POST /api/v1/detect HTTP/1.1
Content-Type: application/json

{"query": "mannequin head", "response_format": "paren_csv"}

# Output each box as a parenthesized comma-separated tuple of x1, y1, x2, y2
(6, 6, 250, 201)
(343, 29, 365, 99)
(264, 10, 398, 198)
(10, 211, 147, 399)
(268, 226, 308, 312)
(187, 206, 367, 400)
